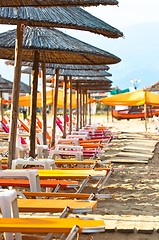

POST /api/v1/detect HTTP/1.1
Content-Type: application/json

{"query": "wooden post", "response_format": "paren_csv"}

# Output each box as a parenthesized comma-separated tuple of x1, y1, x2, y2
(28, 73, 32, 116)
(69, 76, 73, 134)
(0, 92, 2, 122)
(8, 23, 24, 169)
(85, 90, 88, 126)
(29, 50, 39, 158)
(63, 75, 67, 138)
(41, 62, 47, 145)
(51, 68, 59, 147)
(88, 93, 91, 125)
(82, 90, 85, 127)
(76, 82, 79, 131)
(79, 88, 82, 129)
(144, 91, 147, 132)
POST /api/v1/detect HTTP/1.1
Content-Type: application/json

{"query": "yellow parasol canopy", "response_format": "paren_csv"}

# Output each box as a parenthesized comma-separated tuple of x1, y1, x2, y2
(18, 89, 76, 108)
(99, 90, 159, 107)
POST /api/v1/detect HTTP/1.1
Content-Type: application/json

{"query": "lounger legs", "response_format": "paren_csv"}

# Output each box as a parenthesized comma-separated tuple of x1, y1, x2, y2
(45, 206, 71, 240)
(77, 175, 91, 193)
(97, 168, 113, 192)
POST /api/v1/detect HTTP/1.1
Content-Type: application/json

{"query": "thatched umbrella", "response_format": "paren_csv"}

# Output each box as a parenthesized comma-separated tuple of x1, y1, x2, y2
(21, 67, 112, 77)
(6, 60, 110, 71)
(70, 76, 112, 128)
(0, 27, 120, 63)
(0, 26, 121, 166)
(21, 66, 112, 136)
(6, 59, 111, 137)
(1, 0, 119, 7)
(0, 7, 123, 38)
(0, 75, 31, 119)
(0, 75, 31, 93)
(49, 75, 112, 130)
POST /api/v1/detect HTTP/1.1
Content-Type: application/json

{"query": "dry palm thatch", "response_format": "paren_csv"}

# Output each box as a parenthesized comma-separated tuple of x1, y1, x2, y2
(70, 77, 112, 90)
(1, 0, 118, 7)
(0, 27, 121, 64)
(46, 75, 111, 81)
(0, 75, 31, 93)
(21, 66, 112, 77)
(6, 60, 110, 70)
(0, 7, 123, 38)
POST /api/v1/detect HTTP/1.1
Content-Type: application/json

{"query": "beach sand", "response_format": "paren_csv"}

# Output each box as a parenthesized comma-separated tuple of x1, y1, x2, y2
(87, 116, 159, 239)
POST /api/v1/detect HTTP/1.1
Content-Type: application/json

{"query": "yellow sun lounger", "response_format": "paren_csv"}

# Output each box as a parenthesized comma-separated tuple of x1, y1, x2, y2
(54, 159, 103, 168)
(21, 191, 96, 200)
(38, 169, 110, 193)
(17, 198, 97, 214)
(0, 217, 105, 240)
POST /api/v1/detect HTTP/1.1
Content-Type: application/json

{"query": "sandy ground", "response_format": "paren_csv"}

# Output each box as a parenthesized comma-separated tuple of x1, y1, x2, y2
(87, 116, 159, 239)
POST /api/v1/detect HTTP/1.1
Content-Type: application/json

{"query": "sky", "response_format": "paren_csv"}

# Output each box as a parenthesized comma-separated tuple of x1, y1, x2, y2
(0, 0, 159, 90)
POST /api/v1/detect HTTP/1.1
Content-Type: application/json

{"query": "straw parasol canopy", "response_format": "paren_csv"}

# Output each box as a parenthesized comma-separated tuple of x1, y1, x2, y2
(1, 0, 119, 7)
(0, 27, 121, 64)
(46, 74, 112, 89)
(0, 75, 31, 93)
(0, 7, 123, 38)
(21, 66, 112, 77)
(5, 60, 110, 70)
(69, 76, 112, 90)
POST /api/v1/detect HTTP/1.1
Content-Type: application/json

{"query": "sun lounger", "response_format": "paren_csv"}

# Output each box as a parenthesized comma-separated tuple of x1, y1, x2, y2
(49, 144, 83, 160)
(0, 217, 105, 240)
(56, 138, 79, 145)
(0, 169, 78, 192)
(38, 169, 111, 193)
(21, 191, 96, 200)
(0, 178, 78, 191)
(54, 159, 103, 168)
(11, 158, 56, 170)
(17, 198, 97, 214)
(66, 134, 88, 140)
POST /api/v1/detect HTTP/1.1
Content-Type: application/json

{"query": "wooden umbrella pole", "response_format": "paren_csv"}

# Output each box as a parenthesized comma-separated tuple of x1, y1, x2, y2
(76, 82, 79, 131)
(51, 68, 59, 147)
(63, 75, 67, 138)
(85, 90, 88, 126)
(0, 92, 2, 122)
(69, 76, 73, 134)
(29, 50, 39, 158)
(144, 90, 147, 132)
(88, 93, 91, 125)
(79, 88, 82, 129)
(28, 73, 32, 116)
(41, 62, 47, 145)
(8, 23, 24, 168)
(82, 90, 85, 127)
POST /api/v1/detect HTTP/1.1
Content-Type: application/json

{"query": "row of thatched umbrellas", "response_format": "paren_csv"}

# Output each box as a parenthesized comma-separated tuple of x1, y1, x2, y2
(0, 0, 123, 168)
